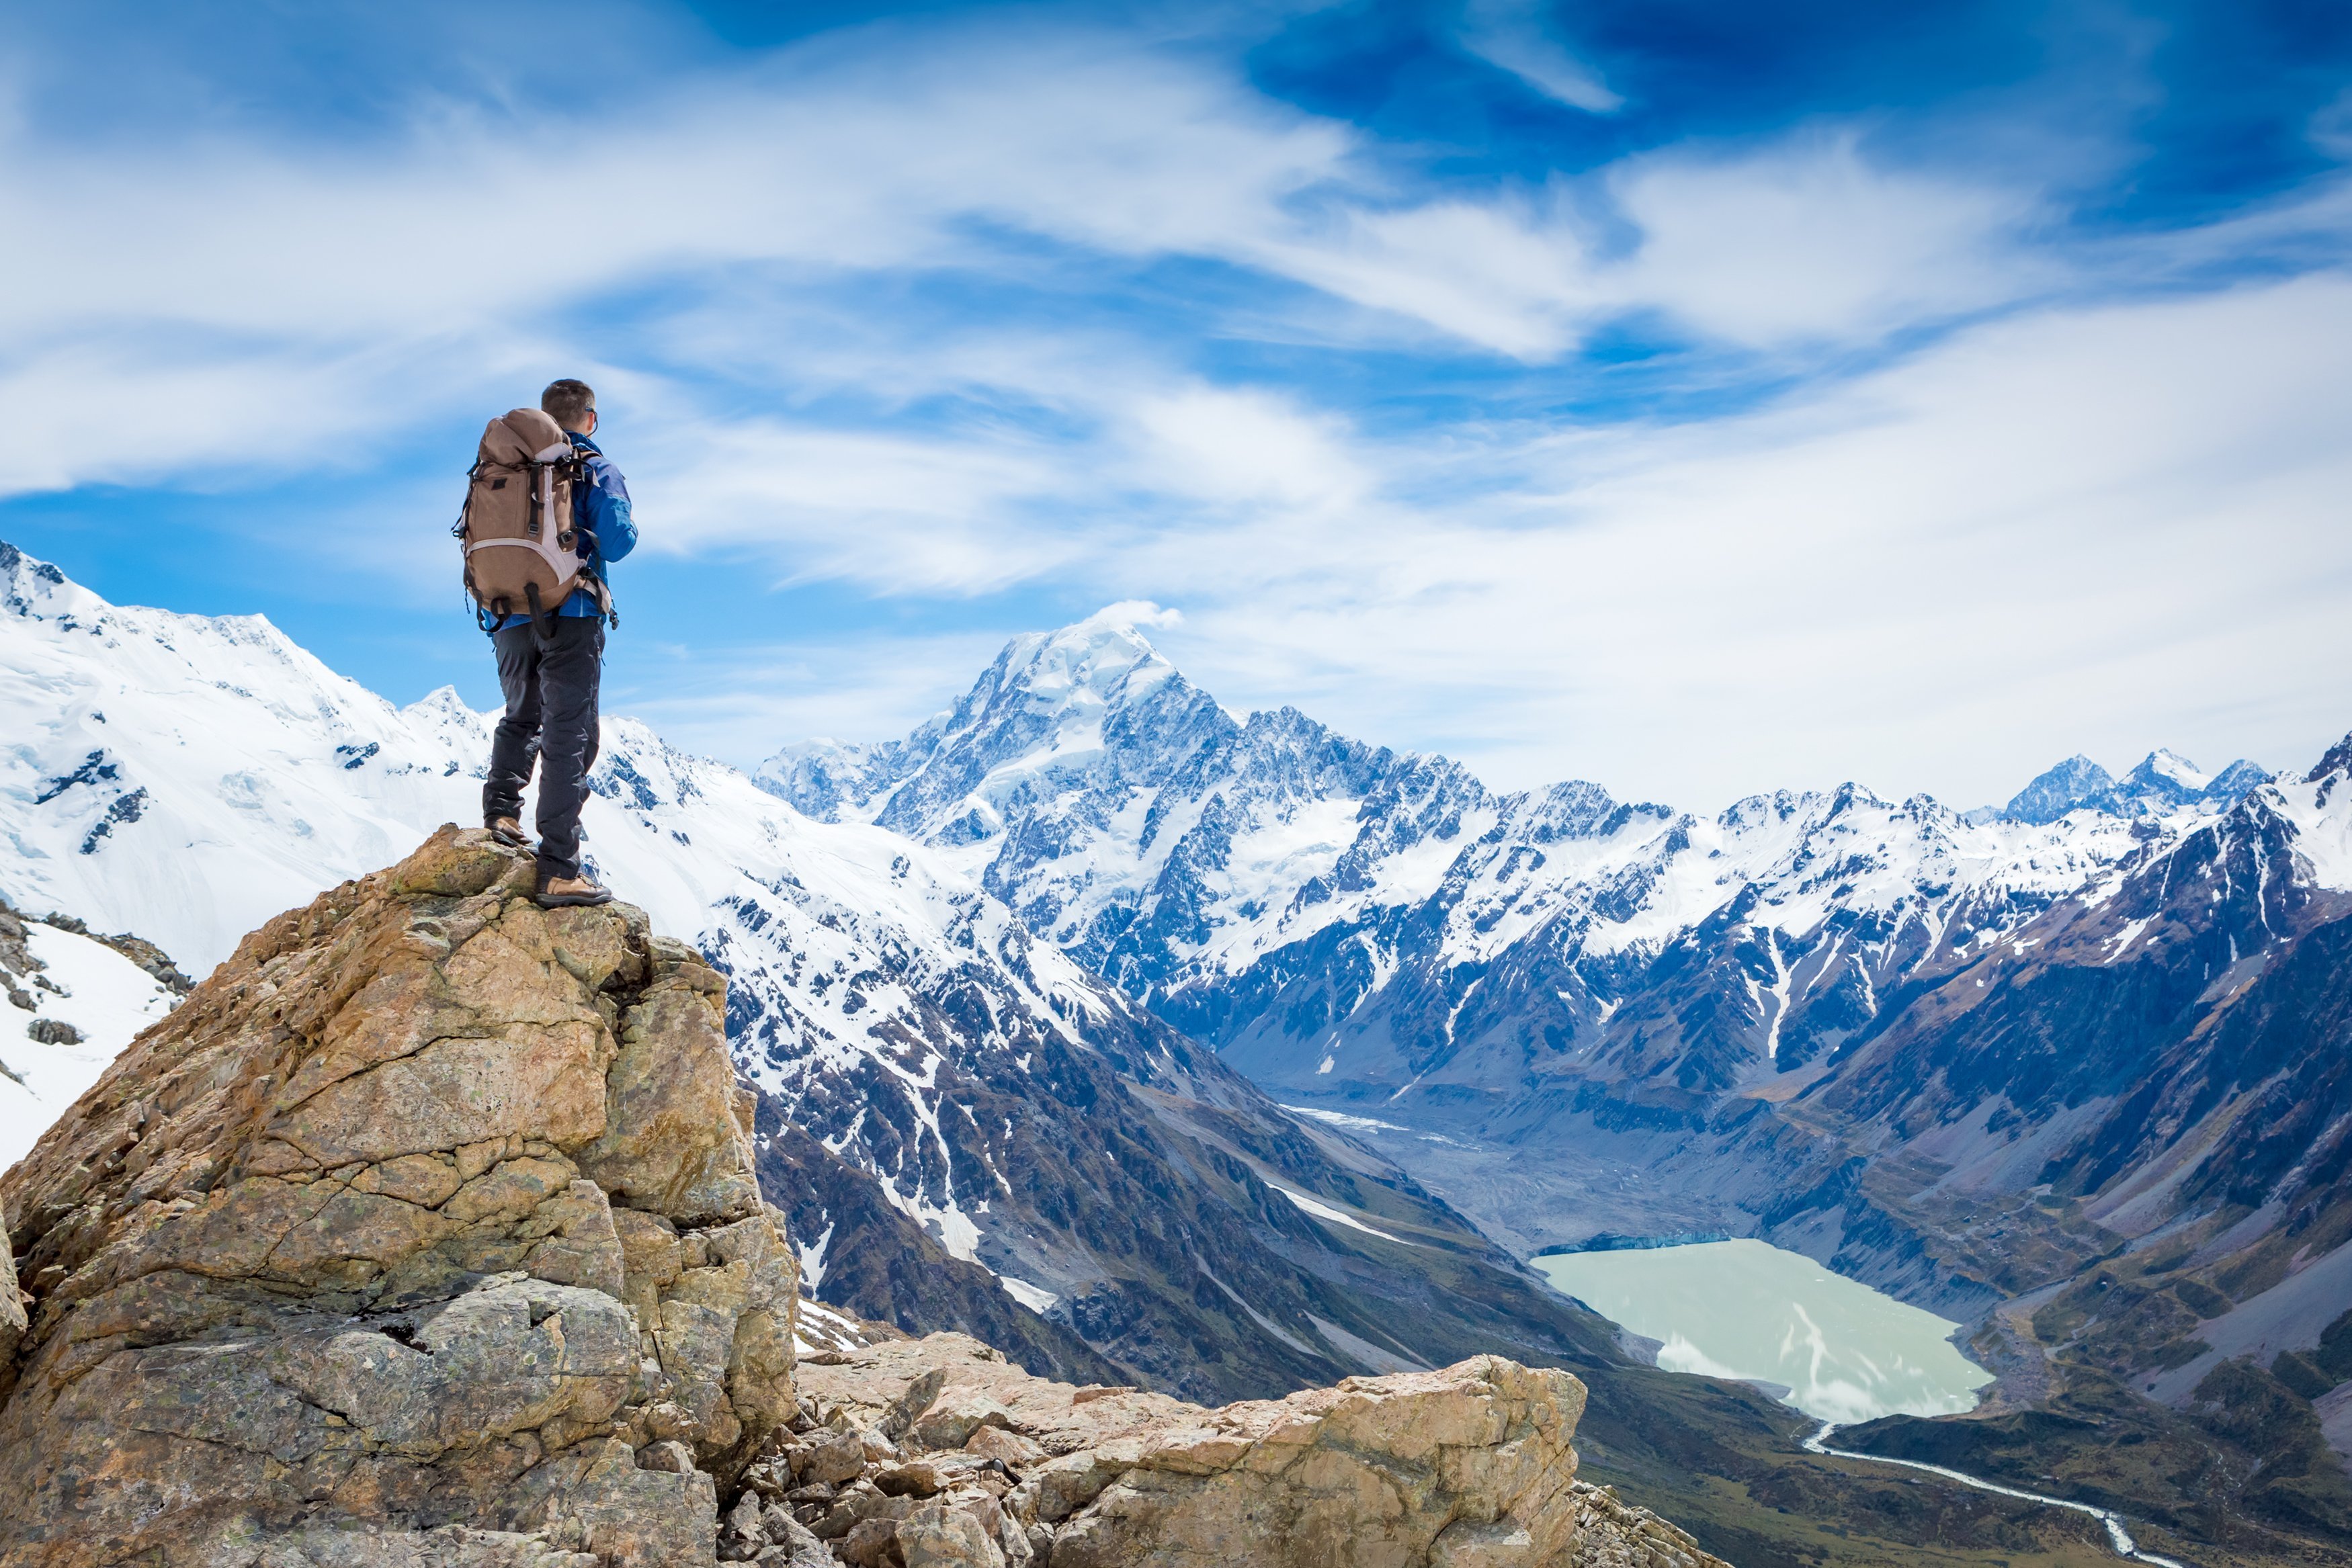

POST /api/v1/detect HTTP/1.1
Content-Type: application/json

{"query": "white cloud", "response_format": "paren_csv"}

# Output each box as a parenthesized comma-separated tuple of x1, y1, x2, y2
(1253, 196, 1603, 359)
(1605, 134, 2044, 345)
(1122, 385, 1366, 509)
(1134, 271, 2352, 807)
(0, 21, 2076, 504)
(1091, 599, 1184, 631)
(642, 414, 1085, 595)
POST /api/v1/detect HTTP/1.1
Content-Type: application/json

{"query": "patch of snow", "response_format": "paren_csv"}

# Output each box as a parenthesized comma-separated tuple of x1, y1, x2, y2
(1283, 1104, 1409, 1135)
(798, 1221, 836, 1293)
(1, 923, 175, 1172)
(997, 1275, 1058, 1314)
(1269, 1182, 1417, 1246)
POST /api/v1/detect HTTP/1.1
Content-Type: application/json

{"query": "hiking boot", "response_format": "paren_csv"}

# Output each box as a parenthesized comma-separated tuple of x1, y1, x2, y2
(488, 816, 534, 850)
(535, 872, 614, 909)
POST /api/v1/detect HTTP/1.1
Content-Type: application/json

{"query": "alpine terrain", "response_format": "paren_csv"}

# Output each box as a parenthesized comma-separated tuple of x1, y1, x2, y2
(765, 607, 2352, 1561)
(9, 546, 2347, 1567)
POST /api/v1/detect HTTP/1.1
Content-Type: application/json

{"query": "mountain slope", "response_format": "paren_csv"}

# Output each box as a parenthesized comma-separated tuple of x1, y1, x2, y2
(0, 896, 177, 1169)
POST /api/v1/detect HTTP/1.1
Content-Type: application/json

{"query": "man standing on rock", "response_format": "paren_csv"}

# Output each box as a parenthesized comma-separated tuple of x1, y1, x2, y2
(478, 378, 634, 909)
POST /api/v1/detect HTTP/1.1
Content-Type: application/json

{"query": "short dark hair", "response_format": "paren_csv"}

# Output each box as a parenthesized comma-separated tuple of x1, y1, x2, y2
(542, 379, 596, 429)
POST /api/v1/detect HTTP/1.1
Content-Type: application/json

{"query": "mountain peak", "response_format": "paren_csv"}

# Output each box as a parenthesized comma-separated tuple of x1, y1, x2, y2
(2003, 753, 2115, 824)
(2130, 747, 2212, 794)
(997, 601, 1183, 703)
(2308, 732, 2352, 785)
(2002, 746, 2271, 824)
(1, 539, 108, 625)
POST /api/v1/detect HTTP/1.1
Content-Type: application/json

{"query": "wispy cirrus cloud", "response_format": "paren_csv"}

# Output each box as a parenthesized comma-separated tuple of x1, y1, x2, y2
(1457, 0, 1624, 114)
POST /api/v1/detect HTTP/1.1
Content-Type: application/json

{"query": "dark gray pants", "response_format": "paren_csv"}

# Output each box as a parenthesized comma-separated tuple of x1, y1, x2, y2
(483, 617, 603, 881)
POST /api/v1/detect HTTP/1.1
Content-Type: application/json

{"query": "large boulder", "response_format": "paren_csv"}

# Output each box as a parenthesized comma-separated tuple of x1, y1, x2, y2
(0, 828, 797, 1568)
(763, 1333, 1724, 1568)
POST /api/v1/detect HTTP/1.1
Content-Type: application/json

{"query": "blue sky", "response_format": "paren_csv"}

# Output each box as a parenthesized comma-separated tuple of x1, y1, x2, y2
(5, 0, 2351, 808)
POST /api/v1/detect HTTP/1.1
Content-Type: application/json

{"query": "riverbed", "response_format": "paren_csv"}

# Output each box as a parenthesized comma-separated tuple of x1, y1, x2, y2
(1534, 1237, 1992, 1424)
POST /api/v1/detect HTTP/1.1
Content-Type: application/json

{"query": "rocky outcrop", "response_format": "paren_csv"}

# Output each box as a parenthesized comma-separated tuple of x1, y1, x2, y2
(0, 828, 797, 1568)
(1566, 1481, 1723, 1568)
(737, 1330, 1724, 1568)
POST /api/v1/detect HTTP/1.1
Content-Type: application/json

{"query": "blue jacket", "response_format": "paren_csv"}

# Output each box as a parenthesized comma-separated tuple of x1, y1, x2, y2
(485, 431, 636, 631)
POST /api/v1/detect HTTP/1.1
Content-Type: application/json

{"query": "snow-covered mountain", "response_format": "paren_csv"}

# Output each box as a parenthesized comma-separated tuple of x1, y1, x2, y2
(0, 541, 1622, 1404)
(755, 610, 2276, 1110)
(2000, 748, 2270, 824)
(759, 609, 2352, 1473)
(759, 608, 1493, 998)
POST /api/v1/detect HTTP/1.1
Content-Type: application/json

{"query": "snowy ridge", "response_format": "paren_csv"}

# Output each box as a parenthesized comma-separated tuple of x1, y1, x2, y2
(0, 541, 495, 969)
(755, 610, 2283, 1100)
(759, 610, 1499, 998)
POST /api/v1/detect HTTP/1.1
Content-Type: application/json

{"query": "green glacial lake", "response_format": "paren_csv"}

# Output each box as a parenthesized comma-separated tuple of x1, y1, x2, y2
(1534, 1238, 1992, 1424)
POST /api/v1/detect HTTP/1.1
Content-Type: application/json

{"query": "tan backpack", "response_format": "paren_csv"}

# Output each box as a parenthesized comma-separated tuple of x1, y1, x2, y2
(455, 408, 606, 629)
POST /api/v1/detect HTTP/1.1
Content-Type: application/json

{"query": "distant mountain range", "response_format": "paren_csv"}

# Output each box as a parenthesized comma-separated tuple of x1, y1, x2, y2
(1990, 748, 2272, 824)
(762, 607, 2352, 1543)
(756, 609, 2277, 1126)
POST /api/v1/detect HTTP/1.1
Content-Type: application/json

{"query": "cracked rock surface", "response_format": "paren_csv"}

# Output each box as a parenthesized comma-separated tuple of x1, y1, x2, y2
(0, 827, 797, 1568)
(742, 1331, 1720, 1568)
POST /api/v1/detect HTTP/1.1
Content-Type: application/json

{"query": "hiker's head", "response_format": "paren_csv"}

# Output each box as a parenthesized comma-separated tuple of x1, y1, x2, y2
(542, 379, 597, 436)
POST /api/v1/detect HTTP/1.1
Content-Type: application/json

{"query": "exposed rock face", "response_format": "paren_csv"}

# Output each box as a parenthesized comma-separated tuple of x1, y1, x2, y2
(744, 1331, 1721, 1568)
(1566, 1483, 1722, 1568)
(0, 828, 796, 1568)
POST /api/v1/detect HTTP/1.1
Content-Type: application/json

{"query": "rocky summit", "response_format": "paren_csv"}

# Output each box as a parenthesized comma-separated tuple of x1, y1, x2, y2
(0, 827, 1709, 1568)
(0, 827, 798, 1567)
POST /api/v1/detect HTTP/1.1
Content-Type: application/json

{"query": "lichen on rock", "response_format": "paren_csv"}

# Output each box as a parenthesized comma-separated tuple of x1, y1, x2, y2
(0, 827, 797, 1568)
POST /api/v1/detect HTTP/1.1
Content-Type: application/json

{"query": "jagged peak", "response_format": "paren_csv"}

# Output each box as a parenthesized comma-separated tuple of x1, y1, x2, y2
(398, 684, 482, 722)
(1, 538, 110, 623)
(1717, 788, 1820, 830)
(2002, 752, 2115, 823)
(2128, 746, 2212, 793)
(2307, 731, 2352, 785)
(1824, 781, 1891, 815)
(992, 601, 1185, 704)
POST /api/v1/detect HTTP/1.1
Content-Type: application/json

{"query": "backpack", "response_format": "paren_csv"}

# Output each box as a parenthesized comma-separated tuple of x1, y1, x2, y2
(454, 408, 609, 630)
